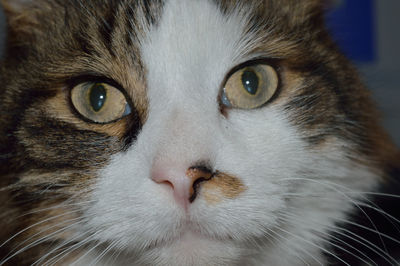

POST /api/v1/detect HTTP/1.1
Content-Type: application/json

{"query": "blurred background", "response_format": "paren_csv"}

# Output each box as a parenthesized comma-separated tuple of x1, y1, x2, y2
(326, 0, 400, 147)
(0, 0, 398, 146)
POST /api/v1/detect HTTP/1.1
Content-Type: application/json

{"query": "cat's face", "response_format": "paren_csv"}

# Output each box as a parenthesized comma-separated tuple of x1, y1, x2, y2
(0, 0, 395, 265)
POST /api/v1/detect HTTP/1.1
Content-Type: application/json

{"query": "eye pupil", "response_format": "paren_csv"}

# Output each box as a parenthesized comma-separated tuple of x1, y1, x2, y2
(89, 84, 107, 112)
(241, 70, 259, 95)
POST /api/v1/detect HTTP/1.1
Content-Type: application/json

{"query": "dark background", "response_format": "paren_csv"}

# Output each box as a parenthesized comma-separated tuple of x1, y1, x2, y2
(0, 0, 398, 146)
(326, 0, 400, 147)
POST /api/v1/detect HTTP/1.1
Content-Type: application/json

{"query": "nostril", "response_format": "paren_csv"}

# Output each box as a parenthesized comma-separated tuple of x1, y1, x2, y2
(186, 166, 214, 203)
(189, 177, 208, 203)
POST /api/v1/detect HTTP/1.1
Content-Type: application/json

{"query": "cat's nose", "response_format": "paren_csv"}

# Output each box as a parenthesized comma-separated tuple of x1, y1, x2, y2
(152, 165, 213, 208)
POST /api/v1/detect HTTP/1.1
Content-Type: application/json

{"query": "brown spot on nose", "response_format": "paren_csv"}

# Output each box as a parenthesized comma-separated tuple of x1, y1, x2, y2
(186, 166, 213, 203)
(203, 171, 247, 204)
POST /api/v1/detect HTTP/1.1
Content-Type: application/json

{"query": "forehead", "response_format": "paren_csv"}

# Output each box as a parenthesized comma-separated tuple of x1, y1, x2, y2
(140, 0, 257, 102)
(17, 0, 317, 120)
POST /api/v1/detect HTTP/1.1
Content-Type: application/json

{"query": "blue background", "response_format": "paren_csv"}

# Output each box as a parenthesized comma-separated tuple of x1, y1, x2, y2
(326, 0, 375, 63)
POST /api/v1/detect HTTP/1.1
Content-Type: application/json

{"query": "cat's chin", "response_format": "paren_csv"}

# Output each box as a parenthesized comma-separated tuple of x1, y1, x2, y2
(98, 230, 242, 266)
(134, 231, 241, 266)
(165, 230, 228, 249)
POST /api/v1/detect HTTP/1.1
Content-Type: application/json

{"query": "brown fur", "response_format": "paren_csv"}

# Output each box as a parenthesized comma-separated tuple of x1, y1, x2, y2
(203, 172, 247, 204)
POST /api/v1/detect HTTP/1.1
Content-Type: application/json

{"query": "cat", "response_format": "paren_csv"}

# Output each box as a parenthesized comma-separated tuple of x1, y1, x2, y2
(0, 0, 399, 265)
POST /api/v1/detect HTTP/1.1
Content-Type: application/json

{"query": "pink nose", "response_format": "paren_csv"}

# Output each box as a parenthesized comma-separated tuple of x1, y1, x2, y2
(152, 166, 213, 207)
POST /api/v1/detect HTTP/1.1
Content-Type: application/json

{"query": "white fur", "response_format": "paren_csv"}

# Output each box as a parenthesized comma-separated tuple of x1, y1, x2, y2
(74, 0, 380, 265)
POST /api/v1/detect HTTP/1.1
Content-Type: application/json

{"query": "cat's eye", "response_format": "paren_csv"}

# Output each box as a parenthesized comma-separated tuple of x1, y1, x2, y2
(71, 82, 131, 123)
(221, 64, 279, 109)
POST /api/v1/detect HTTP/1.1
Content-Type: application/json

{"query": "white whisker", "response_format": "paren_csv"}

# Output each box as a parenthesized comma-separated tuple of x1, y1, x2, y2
(0, 217, 85, 265)
(276, 177, 390, 252)
(33, 230, 94, 266)
(274, 225, 351, 265)
(3, 213, 80, 251)
(279, 212, 380, 266)
(280, 209, 399, 265)
(88, 240, 119, 266)
(266, 228, 322, 265)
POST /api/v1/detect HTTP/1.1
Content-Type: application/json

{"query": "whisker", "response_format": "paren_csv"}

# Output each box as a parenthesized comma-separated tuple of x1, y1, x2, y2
(333, 217, 400, 246)
(0, 208, 83, 249)
(33, 230, 94, 266)
(45, 233, 100, 266)
(266, 228, 322, 265)
(16, 199, 96, 218)
(274, 225, 351, 265)
(69, 240, 103, 266)
(279, 212, 379, 266)
(0, 217, 85, 265)
(279, 191, 400, 237)
(280, 210, 399, 265)
(0, 191, 94, 249)
(88, 240, 119, 266)
(276, 177, 391, 252)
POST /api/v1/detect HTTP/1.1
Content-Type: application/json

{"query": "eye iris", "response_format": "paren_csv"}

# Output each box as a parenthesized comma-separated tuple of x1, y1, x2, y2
(89, 84, 107, 112)
(241, 70, 259, 95)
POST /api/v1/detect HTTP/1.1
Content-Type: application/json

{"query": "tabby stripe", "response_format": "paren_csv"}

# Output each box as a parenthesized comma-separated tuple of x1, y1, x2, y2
(73, 31, 96, 56)
(99, 6, 117, 57)
(142, 1, 156, 25)
(122, 114, 142, 151)
(141, 0, 164, 26)
(22, 117, 115, 169)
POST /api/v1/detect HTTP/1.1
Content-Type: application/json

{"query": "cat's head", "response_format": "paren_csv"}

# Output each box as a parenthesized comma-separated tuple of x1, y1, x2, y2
(0, 0, 397, 265)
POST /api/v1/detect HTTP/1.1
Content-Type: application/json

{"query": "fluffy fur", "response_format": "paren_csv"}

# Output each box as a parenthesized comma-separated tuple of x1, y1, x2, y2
(0, 0, 399, 265)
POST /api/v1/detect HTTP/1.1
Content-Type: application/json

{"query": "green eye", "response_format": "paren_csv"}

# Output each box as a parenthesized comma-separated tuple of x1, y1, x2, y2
(221, 64, 279, 109)
(71, 82, 131, 123)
